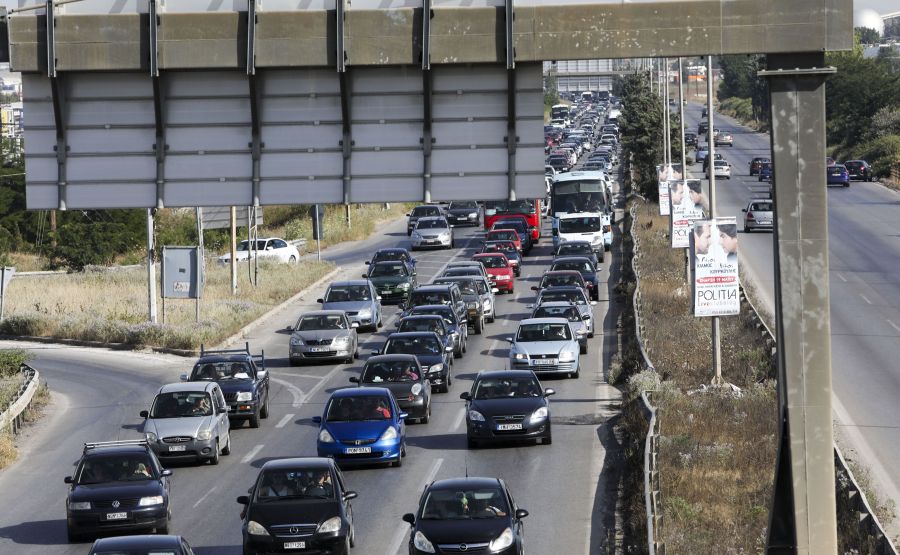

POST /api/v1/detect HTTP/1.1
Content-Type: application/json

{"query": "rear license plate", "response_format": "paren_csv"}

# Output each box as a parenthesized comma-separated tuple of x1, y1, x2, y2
(344, 447, 372, 454)
(309, 347, 331, 352)
(284, 541, 306, 549)
(105, 512, 127, 521)
(533, 359, 556, 366)
(168, 445, 187, 452)
(497, 423, 523, 431)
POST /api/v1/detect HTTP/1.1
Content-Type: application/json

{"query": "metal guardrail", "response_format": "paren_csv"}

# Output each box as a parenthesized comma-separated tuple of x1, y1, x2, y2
(0, 364, 40, 435)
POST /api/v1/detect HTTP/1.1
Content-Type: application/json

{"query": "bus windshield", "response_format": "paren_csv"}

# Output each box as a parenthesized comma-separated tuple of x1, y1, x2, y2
(551, 180, 608, 216)
(484, 200, 536, 217)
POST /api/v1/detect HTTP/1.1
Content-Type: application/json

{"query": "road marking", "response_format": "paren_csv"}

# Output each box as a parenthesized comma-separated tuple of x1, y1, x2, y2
(860, 294, 872, 305)
(241, 444, 264, 464)
(887, 320, 900, 333)
(837, 273, 848, 282)
(271, 377, 305, 408)
(192, 486, 218, 508)
(289, 373, 327, 380)
(453, 407, 466, 431)
(387, 457, 445, 555)
(276, 413, 294, 429)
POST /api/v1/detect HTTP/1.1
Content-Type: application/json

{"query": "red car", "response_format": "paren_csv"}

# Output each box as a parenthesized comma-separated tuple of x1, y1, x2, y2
(485, 229, 522, 253)
(472, 253, 515, 294)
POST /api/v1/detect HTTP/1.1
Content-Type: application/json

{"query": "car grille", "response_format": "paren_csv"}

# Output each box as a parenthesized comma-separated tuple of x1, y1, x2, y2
(305, 350, 338, 358)
(340, 438, 377, 446)
(94, 498, 141, 509)
(345, 311, 359, 316)
(423, 235, 439, 240)
(162, 436, 193, 444)
(270, 523, 318, 539)
(530, 353, 556, 359)
(438, 543, 490, 554)
(224, 392, 238, 402)
(493, 415, 525, 424)
(306, 339, 333, 346)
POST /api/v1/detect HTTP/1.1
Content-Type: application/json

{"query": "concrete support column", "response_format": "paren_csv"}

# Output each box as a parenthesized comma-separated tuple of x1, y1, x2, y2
(761, 52, 837, 555)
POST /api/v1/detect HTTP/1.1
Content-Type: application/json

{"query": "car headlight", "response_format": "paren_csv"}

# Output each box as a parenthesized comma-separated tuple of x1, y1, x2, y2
(440, 232, 451, 239)
(197, 429, 213, 441)
(290, 336, 304, 345)
(468, 212, 478, 218)
(591, 235, 602, 244)
(468, 410, 485, 422)
(489, 527, 515, 552)
(145, 432, 157, 442)
(379, 426, 399, 442)
(513, 352, 527, 360)
(397, 282, 411, 290)
(333, 336, 350, 346)
(317, 516, 343, 534)
(414, 531, 436, 553)
(138, 495, 164, 506)
(68, 501, 91, 511)
(247, 520, 270, 536)
(482, 299, 492, 310)
(319, 429, 335, 443)
(412, 232, 422, 240)
(358, 308, 373, 318)
(559, 350, 576, 363)
(236, 392, 253, 402)
(411, 383, 423, 396)
(428, 364, 444, 375)
(529, 406, 549, 424)
(467, 301, 478, 309)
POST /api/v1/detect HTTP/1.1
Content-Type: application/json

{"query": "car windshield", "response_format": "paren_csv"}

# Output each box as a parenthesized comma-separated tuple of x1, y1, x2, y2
(552, 261, 592, 273)
(478, 256, 507, 269)
(372, 251, 407, 263)
(361, 360, 421, 383)
(541, 274, 582, 288)
(92, 551, 182, 555)
(297, 314, 346, 331)
(385, 336, 442, 356)
(237, 240, 268, 252)
(191, 361, 253, 380)
(77, 455, 156, 484)
(410, 291, 451, 306)
(559, 217, 602, 233)
(449, 201, 477, 210)
(399, 318, 444, 335)
(436, 279, 476, 295)
(255, 468, 336, 501)
(325, 285, 371, 302)
(326, 395, 393, 422)
(421, 487, 510, 520)
(410, 307, 455, 325)
(369, 263, 407, 277)
(557, 243, 592, 257)
(540, 290, 587, 305)
(493, 221, 526, 233)
(488, 230, 518, 242)
(150, 391, 213, 418)
(412, 207, 440, 217)
(484, 242, 517, 254)
(750, 202, 773, 212)
(443, 268, 480, 278)
(516, 323, 572, 342)
(533, 306, 580, 322)
(473, 376, 542, 399)
(416, 219, 448, 230)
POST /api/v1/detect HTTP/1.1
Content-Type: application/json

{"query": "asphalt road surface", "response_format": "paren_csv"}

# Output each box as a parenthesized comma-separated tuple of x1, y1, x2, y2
(683, 103, 900, 524)
(0, 201, 624, 553)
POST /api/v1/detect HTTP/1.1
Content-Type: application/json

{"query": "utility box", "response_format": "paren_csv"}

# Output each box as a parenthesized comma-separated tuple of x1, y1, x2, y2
(161, 247, 202, 299)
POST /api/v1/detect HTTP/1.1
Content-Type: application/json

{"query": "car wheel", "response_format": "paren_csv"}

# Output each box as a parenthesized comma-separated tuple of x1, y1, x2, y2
(488, 312, 496, 324)
(209, 441, 220, 465)
(249, 409, 261, 429)
(474, 316, 484, 335)
(744, 225, 750, 233)
(580, 342, 587, 355)
(422, 403, 431, 424)
(222, 437, 231, 455)
(392, 451, 403, 468)
(354, 347, 360, 359)
(544, 433, 553, 445)
(66, 526, 84, 543)
(844, 182, 849, 188)
(260, 394, 270, 418)
(289, 255, 297, 263)
(289, 358, 300, 367)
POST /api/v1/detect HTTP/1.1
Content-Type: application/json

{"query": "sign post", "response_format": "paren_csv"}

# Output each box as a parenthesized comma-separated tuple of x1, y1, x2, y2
(0, 266, 15, 322)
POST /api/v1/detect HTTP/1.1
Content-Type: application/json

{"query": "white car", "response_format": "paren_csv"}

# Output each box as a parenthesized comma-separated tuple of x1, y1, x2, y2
(217, 237, 300, 265)
(410, 216, 454, 250)
(707, 159, 732, 180)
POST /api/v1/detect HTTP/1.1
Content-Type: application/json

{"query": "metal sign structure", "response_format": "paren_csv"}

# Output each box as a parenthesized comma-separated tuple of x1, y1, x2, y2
(200, 206, 262, 231)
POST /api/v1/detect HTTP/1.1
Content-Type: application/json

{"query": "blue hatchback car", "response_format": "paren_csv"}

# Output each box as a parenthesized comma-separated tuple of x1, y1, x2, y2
(313, 387, 407, 468)
(827, 164, 850, 187)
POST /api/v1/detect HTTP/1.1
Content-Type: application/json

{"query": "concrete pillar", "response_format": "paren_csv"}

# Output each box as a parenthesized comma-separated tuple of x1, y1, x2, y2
(761, 52, 837, 555)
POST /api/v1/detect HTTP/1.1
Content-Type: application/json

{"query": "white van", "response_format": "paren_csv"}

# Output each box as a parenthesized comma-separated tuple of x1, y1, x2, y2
(554, 212, 607, 255)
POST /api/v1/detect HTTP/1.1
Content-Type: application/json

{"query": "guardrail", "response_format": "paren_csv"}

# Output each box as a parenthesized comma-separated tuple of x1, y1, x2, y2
(0, 364, 40, 435)
(834, 445, 899, 555)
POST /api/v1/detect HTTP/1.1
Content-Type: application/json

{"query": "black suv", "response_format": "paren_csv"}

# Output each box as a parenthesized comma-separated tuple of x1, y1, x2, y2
(403, 477, 529, 555)
(238, 457, 357, 555)
(65, 440, 171, 542)
(400, 284, 467, 332)
(844, 160, 873, 182)
(183, 343, 270, 429)
(407, 205, 443, 235)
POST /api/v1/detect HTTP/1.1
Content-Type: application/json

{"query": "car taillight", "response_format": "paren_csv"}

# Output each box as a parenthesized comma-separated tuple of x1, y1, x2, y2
(746, 213, 755, 220)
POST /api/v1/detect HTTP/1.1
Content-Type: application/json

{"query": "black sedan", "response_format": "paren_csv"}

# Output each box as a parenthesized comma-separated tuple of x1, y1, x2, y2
(549, 256, 600, 301)
(554, 239, 601, 266)
(377, 331, 455, 393)
(402, 477, 529, 555)
(350, 354, 431, 423)
(89, 535, 194, 555)
(445, 200, 481, 227)
(238, 457, 356, 555)
(460, 370, 554, 448)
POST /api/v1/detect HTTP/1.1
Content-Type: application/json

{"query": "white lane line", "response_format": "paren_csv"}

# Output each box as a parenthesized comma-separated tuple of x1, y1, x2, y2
(860, 294, 873, 305)
(289, 373, 328, 380)
(271, 377, 305, 408)
(452, 407, 467, 431)
(887, 319, 900, 333)
(837, 273, 848, 282)
(192, 486, 218, 508)
(241, 444, 264, 464)
(387, 457, 445, 555)
(276, 413, 294, 429)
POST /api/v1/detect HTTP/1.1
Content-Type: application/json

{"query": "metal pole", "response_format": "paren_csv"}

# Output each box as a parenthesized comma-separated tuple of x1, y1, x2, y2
(0, 267, 6, 321)
(678, 58, 687, 172)
(315, 205, 322, 262)
(195, 207, 203, 321)
(146, 208, 157, 323)
(663, 58, 671, 168)
(706, 55, 722, 385)
(230, 206, 237, 295)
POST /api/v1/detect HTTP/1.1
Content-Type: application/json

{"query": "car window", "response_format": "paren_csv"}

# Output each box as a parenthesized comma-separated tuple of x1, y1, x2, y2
(449, 201, 477, 210)
(559, 217, 602, 233)
(361, 360, 421, 383)
(421, 487, 509, 520)
(370, 263, 407, 277)
(410, 291, 451, 305)
(443, 268, 480, 278)
(326, 396, 393, 422)
(410, 307, 455, 325)
(254, 468, 336, 501)
(150, 391, 213, 418)
(541, 274, 582, 288)
(516, 323, 572, 342)
(237, 239, 268, 252)
(77, 454, 157, 484)
(477, 256, 507, 269)
(297, 314, 346, 331)
(399, 318, 444, 335)
(412, 206, 440, 217)
(534, 306, 580, 322)
(326, 285, 371, 302)
(553, 261, 592, 273)
(272, 239, 288, 249)
(373, 251, 407, 263)
(751, 202, 773, 211)
(416, 219, 448, 230)
(473, 376, 542, 399)
(384, 336, 442, 356)
(191, 360, 254, 381)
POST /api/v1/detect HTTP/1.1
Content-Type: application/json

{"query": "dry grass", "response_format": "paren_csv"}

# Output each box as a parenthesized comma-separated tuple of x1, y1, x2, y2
(0, 432, 15, 469)
(0, 259, 334, 351)
(279, 203, 414, 254)
(2, 252, 46, 272)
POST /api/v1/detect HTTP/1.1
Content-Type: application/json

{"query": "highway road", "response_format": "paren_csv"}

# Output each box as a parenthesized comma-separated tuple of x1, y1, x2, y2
(682, 103, 900, 524)
(0, 204, 623, 553)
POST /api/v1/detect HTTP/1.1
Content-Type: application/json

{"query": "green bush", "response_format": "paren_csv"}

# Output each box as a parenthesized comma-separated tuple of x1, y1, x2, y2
(0, 315, 48, 338)
(0, 349, 31, 377)
(719, 97, 754, 122)
(851, 134, 900, 177)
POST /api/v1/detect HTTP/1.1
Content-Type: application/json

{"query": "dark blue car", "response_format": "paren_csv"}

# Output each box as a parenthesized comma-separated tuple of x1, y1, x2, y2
(758, 162, 773, 182)
(827, 164, 850, 187)
(89, 535, 193, 554)
(314, 387, 407, 468)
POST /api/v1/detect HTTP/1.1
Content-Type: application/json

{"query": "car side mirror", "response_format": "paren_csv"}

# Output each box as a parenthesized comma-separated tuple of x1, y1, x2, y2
(236, 495, 250, 505)
(515, 509, 530, 519)
(590, 301, 598, 306)
(530, 286, 538, 291)
(361, 274, 368, 279)
(364, 261, 371, 265)
(552, 229, 559, 236)
(505, 337, 514, 343)
(459, 392, 471, 401)
(402, 513, 416, 526)
(180, 373, 188, 382)
(445, 346, 454, 353)
(312, 416, 322, 424)
(582, 314, 591, 320)
(350, 322, 360, 329)
(257, 369, 267, 380)
(285, 324, 294, 331)
(741, 208, 747, 212)
(343, 491, 358, 501)
(316, 298, 324, 304)
(405, 213, 411, 216)
(397, 303, 406, 310)
(349, 377, 360, 383)
(140, 410, 149, 418)
(64, 476, 73, 484)
(491, 288, 499, 294)
(544, 388, 556, 397)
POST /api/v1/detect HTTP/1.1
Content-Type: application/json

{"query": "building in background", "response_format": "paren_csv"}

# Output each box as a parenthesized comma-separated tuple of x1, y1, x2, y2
(883, 11, 900, 40)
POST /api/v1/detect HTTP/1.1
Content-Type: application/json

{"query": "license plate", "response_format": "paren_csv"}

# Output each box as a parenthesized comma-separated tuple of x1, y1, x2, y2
(284, 541, 306, 550)
(309, 347, 331, 352)
(497, 423, 523, 431)
(344, 447, 372, 454)
(168, 445, 187, 452)
(533, 359, 556, 366)
(105, 512, 127, 521)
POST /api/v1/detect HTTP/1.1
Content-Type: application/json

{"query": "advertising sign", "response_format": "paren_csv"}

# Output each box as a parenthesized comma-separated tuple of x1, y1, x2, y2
(669, 179, 706, 248)
(691, 217, 740, 317)
(658, 181, 670, 216)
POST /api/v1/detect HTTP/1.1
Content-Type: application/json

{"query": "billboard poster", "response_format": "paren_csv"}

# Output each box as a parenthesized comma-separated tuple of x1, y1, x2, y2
(691, 217, 740, 317)
(669, 179, 706, 248)
(656, 163, 683, 182)
(658, 181, 670, 216)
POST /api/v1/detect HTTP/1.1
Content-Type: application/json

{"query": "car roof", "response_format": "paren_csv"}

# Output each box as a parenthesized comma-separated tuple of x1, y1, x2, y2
(448, 261, 483, 266)
(532, 301, 577, 308)
(543, 270, 582, 276)
(473, 252, 508, 259)
(92, 535, 183, 549)
(519, 317, 571, 326)
(538, 285, 586, 295)
(365, 354, 420, 364)
(410, 304, 453, 312)
(558, 212, 602, 219)
(557, 241, 593, 248)
(429, 477, 503, 491)
(84, 445, 153, 457)
(299, 310, 347, 318)
(260, 457, 336, 471)
(329, 280, 369, 287)
(416, 216, 447, 222)
(159, 381, 217, 394)
(413, 284, 454, 292)
(387, 331, 441, 339)
(330, 386, 393, 398)
(553, 256, 593, 264)
(399, 314, 444, 322)
(476, 370, 540, 380)
(196, 353, 252, 364)
(374, 248, 409, 254)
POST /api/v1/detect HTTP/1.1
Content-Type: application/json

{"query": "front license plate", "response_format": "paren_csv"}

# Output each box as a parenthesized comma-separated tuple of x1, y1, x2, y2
(105, 512, 127, 521)
(497, 423, 523, 431)
(284, 541, 306, 550)
(168, 445, 187, 452)
(344, 447, 372, 454)
(533, 359, 556, 366)
(309, 347, 330, 352)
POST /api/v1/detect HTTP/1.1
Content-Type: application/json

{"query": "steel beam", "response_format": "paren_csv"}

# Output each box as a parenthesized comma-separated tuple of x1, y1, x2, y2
(422, 0, 431, 71)
(150, 0, 165, 209)
(422, 69, 433, 203)
(46, 0, 68, 210)
(505, 0, 516, 202)
(760, 52, 838, 555)
(248, 0, 261, 208)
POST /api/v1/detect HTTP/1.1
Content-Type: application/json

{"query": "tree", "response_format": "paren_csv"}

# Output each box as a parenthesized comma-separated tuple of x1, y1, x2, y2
(544, 73, 559, 108)
(856, 26, 881, 45)
(717, 55, 759, 101)
(619, 73, 664, 199)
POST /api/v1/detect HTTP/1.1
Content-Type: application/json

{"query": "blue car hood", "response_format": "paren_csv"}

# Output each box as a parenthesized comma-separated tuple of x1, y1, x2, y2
(325, 420, 393, 442)
(218, 379, 255, 394)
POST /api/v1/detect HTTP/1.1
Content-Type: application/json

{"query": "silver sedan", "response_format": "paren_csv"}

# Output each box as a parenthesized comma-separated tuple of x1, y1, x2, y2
(507, 318, 585, 379)
(317, 280, 383, 332)
(410, 216, 454, 250)
(288, 310, 360, 365)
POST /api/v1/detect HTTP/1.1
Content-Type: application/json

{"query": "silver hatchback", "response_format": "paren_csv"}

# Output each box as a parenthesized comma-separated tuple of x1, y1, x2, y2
(742, 200, 773, 232)
(317, 280, 383, 331)
(288, 310, 360, 366)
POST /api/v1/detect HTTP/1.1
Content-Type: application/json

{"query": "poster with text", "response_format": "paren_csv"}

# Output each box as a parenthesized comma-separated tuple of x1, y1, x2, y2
(669, 179, 706, 248)
(691, 217, 740, 317)
(658, 181, 670, 215)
